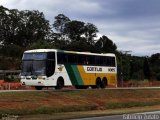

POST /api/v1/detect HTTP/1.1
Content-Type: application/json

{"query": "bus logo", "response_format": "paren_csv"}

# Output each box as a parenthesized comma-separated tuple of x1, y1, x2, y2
(58, 65, 64, 71)
(87, 67, 102, 72)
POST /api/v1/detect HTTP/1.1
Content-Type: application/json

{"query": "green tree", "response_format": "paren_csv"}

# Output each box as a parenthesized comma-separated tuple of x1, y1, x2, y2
(143, 58, 151, 80)
(150, 53, 160, 80)
(129, 56, 144, 80)
(17, 10, 51, 47)
(0, 6, 51, 47)
(84, 23, 98, 45)
(64, 20, 85, 41)
(52, 14, 99, 52)
(53, 14, 70, 34)
(65, 37, 93, 52)
(53, 14, 70, 41)
(94, 35, 117, 53)
(27, 40, 56, 49)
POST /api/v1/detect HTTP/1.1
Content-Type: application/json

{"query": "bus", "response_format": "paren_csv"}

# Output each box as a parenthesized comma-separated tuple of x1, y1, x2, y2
(21, 49, 117, 90)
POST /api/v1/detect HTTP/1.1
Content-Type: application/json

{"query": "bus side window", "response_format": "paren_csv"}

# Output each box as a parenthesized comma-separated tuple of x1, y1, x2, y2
(78, 55, 83, 65)
(77, 55, 88, 65)
(48, 52, 55, 60)
(68, 54, 77, 64)
(89, 56, 95, 65)
(106, 57, 115, 67)
(83, 55, 89, 65)
(46, 60, 55, 77)
(57, 52, 68, 64)
(95, 56, 101, 66)
(111, 57, 115, 66)
(57, 53, 63, 64)
(106, 57, 110, 66)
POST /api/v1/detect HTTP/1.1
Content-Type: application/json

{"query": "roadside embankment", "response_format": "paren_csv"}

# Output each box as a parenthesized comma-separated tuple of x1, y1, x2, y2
(0, 89, 160, 119)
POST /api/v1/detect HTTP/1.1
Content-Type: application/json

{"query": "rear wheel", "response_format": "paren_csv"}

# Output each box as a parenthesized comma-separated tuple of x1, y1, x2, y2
(95, 77, 101, 89)
(101, 78, 107, 88)
(35, 86, 43, 90)
(55, 77, 64, 89)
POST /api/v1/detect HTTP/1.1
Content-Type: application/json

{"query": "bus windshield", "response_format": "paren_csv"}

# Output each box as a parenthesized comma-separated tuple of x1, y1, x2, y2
(21, 60, 46, 76)
(22, 53, 47, 60)
(21, 52, 55, 77)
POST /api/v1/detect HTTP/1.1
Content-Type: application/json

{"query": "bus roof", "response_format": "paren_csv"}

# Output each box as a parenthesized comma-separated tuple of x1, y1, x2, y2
(24, 49, 116, 57)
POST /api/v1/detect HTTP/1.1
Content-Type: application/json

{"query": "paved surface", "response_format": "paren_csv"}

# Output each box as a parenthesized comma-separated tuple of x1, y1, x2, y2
(72, 111, 160, 120)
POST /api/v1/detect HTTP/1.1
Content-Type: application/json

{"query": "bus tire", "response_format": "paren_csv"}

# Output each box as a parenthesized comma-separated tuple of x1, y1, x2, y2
(101, 77, 107, 88)
(55, 77, 64, 89)
(96, 77, 101, 89)
(35, 86, 43, 90)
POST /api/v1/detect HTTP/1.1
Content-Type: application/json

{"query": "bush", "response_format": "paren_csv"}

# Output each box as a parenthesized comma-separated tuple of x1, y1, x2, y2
(156, 73, 160, 81)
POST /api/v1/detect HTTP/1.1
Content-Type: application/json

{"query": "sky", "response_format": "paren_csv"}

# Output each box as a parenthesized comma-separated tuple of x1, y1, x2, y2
(0, 0, 160, 56)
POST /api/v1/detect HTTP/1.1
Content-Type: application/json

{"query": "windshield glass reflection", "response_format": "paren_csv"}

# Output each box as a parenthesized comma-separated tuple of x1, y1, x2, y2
(21, 60, 46, 76)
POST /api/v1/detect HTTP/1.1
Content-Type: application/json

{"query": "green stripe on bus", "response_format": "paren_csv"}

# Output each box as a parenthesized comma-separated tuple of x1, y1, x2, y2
(64, 64, 84, 85)
(71, 65, 84, 85)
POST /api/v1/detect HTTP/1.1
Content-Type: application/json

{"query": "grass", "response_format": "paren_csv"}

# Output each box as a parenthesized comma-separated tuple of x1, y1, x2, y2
(105, 101, 160, 109)
(0, 89, 160, 118)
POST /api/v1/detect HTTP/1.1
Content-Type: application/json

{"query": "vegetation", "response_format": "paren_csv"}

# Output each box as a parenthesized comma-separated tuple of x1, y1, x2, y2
(0, 89, 160, 117)
(0, 6, 159, 81)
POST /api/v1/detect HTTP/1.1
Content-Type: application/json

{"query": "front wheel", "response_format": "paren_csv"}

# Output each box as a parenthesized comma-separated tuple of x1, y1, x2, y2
(55, 77, 64, 89)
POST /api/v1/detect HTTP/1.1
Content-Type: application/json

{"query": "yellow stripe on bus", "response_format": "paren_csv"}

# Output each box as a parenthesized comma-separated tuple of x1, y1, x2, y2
(77, 65, 117, 86)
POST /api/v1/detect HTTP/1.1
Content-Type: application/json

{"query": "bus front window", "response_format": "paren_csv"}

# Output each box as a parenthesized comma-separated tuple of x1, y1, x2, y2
(21, 52, 55, 77)
(32, 61, 46, 76)
(21, 61, 32, 76)
(21, 60, 46, 76)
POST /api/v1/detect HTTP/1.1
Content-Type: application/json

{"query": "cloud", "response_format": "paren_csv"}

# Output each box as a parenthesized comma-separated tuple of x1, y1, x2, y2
(0, 0, 160, 56)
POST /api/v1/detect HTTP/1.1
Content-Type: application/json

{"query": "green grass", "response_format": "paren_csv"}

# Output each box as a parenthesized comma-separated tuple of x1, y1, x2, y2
(105, 101, 160, 109)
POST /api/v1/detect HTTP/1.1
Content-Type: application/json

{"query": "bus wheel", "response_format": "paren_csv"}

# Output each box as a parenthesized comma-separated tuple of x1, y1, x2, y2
(101, 78, 107, 88)
(96, 77, 101, 89)
(35, 86, 43, 90)
(55, 77, 64, 89)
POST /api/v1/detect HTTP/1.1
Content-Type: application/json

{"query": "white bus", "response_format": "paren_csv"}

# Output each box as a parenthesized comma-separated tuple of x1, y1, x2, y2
(21, 49, 117, 90)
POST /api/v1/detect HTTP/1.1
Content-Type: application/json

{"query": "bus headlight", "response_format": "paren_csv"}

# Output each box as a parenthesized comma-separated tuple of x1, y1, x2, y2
(38, 76, 46, 80)
(21, 76, 25, 79)
(38, 76, 43, 79)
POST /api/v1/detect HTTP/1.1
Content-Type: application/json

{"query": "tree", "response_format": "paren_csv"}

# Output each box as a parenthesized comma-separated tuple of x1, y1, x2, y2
(27, 40, 56, 50)
(64, 20, 85, 41)
(84, 23, 98, 44)
(16, 10, 51, 47)
(94, 35, 117, 53)
(52, 14, 99, 52)
(0, 6, 14, 45)
(53, 14, 70, 33)
(65, 37, 93, 52)
(0, 6, 51, 47)
(129, 56, 144, 80)
(150, 53, 160, 80)
(53, 14, 70, 40)
(143, 58, 151, 80)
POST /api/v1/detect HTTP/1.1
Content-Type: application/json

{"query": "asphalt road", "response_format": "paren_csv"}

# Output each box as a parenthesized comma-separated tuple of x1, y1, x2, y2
(73, 111, 160, 120)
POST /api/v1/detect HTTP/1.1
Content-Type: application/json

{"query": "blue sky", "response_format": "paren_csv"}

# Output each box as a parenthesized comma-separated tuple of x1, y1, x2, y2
(0, 0, 160, 56)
